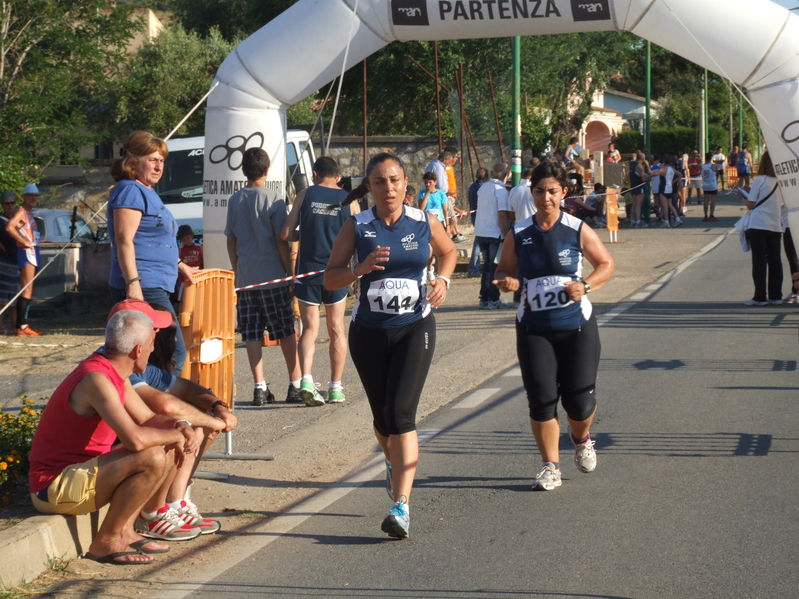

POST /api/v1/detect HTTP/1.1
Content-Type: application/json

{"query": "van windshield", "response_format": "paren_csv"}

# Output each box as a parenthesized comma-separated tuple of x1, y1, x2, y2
(155, 148, 204, 203)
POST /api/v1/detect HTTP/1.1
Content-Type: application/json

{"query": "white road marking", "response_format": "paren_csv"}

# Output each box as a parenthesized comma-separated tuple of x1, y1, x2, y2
(502, 366, 521, 377)
(155, 430, 441, 599)
(451, 388, 501, 409)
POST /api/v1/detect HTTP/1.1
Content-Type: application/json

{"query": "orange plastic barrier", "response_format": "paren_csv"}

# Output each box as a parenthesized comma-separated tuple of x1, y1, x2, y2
(726, 166, 738, 186)
(178, 269, 237, 409)
(605, 187, 619, 243)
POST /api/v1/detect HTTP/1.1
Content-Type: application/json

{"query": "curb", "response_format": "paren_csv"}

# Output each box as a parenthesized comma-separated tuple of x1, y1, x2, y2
(0, 507, 107, 588)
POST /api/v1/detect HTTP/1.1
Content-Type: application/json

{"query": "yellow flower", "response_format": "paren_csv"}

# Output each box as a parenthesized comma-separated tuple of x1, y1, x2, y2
(0, 462, 7, 471)
(6, 456, 14, 463)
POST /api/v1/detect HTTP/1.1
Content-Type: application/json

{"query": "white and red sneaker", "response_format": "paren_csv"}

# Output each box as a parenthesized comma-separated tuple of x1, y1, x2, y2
(135, 504, 201, 540)
(174, 500, 221, 534)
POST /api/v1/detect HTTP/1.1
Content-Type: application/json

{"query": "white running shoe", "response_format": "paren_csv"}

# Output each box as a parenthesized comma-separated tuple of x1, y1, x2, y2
(532, 464, 562, 491)
(743, 299, 768, 306)
(135, 505, 201, 540)
(570, 430, 597, 473)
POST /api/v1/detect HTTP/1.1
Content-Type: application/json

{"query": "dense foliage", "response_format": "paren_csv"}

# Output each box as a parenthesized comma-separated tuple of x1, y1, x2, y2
(0, 0, 140, 177)
(104, 25, 239, 139)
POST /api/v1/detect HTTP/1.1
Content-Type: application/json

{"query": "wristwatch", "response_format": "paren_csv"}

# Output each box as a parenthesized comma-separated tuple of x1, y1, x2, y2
(583, 281, 591, 294)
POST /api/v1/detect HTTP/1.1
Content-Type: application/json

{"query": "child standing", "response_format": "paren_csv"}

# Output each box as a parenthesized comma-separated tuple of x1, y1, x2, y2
(177, 224, 203, 299)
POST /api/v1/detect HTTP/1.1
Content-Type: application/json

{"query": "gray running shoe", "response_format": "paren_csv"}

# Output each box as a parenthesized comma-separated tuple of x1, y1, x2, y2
(569, 426, 597, 473)
(488, 300, 511, 310)
(532, 464, 562, 491)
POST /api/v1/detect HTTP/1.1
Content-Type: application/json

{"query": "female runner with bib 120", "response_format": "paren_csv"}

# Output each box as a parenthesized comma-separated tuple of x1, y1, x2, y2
(493, 162, 614, 491)
(325, 152, 456, 538)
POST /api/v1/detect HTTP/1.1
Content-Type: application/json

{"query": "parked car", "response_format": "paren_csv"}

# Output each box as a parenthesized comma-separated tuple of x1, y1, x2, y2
(33, 209, 97, 243)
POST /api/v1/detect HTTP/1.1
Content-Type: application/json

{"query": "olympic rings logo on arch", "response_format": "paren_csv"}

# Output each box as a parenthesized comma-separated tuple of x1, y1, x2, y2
(209, 132, 265, 171)
(782, 120, 799, 144)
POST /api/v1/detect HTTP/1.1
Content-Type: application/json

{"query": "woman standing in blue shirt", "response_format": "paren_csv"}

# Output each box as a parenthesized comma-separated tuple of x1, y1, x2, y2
(493, 162, 614, 491)
(325, 152, 456, 539)
(108, 131, 198, 374)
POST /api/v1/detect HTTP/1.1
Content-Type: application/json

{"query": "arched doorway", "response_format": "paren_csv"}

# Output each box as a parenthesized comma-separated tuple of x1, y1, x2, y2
(585, 121, 612, 157)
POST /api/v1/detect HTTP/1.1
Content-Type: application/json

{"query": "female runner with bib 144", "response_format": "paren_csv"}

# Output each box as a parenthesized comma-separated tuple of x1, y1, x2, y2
(493, 162, 614, 491)
(325, 152, 456, 538)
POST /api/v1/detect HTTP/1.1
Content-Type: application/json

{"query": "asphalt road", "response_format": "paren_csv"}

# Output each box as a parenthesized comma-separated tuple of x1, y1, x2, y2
(161, 232, 799, 599)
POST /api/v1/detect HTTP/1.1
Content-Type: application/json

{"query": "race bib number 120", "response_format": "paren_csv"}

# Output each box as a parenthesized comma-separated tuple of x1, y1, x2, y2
(526, 275, 575, 312)
(367, 278, 419, 314)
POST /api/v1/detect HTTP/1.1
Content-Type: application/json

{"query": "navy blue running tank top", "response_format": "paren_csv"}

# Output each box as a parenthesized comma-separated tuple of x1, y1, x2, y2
(514, 212, 592, 331)
(297, 185, 350, 285)
(352, 206, 431, 329)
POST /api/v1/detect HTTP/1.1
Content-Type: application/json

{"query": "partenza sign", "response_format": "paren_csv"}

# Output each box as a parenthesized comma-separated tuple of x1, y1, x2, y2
(390, 0, 612, 24)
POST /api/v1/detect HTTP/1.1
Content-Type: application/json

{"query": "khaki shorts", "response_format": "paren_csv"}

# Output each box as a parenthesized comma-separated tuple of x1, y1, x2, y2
(30, 456, 100, 516)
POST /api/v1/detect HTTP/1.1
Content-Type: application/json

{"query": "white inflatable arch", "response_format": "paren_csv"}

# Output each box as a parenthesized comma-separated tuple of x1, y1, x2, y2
(203, 0, 799, 267)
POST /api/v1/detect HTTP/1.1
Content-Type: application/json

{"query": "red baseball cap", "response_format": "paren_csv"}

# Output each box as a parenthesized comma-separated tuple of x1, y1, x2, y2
(107, 299, 174, 329)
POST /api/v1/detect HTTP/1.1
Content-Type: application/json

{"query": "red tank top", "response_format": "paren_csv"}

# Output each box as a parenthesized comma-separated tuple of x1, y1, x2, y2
(688, 158, 702, 177)
(28, 353, 125, 493)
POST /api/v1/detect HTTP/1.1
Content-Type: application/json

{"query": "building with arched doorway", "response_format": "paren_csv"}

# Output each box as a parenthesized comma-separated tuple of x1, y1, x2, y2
(579, 89, 661, 157)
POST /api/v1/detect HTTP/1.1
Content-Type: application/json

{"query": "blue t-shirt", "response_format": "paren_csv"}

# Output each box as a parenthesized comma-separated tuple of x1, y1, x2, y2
(418, 189, 447, 222)
(297, 185, 351, 285)
(351, 206, 432, 330)
(514, 213, 592, 332)
(108, 179, 179, 292)
(94, 346, 176, 391)
(129, 363, 177, 392)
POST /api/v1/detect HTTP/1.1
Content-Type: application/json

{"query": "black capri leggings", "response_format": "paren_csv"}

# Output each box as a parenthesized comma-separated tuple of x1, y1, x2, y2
(348, 314, 436, 437)
(516, 313, 600, 422)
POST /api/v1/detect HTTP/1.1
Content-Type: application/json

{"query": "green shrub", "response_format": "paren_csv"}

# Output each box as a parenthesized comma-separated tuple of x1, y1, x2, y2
(613, 129, 644, 154)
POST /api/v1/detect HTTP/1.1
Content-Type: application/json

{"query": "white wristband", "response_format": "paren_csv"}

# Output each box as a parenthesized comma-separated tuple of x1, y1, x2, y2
(351, 263, 362, 279)
(435, 276, 451, 289)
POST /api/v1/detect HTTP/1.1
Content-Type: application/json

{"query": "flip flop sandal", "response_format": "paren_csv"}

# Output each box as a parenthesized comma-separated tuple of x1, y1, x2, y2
(130, 539, 171, 554)
(84, 550, 152, 565)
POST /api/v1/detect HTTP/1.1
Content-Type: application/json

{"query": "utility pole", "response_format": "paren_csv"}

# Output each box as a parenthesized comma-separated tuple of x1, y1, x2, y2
(699, 77, 706, 156)
(703, 69, 709, 155)
(739, 89, 743, 148)
(512, 36, 521, 186)
(645, 41, 651, 151)
(729, 86, 733, 151)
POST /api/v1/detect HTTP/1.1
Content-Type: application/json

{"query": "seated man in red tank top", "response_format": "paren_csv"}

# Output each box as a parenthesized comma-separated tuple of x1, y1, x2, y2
(28, 302, 198, 565)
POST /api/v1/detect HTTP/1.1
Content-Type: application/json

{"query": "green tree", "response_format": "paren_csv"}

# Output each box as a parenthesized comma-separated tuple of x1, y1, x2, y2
(167, 0, 296, 41)
(519, 32, 634, 150)
(0, 1, 140, 173)
(106, 25, 239, 139)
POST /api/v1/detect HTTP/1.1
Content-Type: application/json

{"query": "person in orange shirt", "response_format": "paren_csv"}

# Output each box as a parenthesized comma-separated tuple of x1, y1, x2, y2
(444, 146, 469, 243)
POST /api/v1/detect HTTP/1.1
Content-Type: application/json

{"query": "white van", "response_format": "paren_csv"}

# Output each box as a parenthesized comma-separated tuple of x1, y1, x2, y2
(156, 130, 316, 236)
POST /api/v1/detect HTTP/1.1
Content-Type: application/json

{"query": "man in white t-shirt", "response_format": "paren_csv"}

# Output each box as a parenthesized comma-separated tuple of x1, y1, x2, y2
(712, 147, 726, 191)
(474, 163, 511, 310)
(508, 166, 536, 223)
(700, 152, 720, 222)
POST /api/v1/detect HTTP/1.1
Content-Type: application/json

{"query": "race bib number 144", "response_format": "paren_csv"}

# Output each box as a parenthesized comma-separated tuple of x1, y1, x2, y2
(367, 278, 419, 314)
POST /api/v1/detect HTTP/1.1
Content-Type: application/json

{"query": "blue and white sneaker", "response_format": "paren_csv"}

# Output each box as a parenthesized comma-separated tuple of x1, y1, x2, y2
(385, 460, 393, 500)
(381, 501, 409, 539)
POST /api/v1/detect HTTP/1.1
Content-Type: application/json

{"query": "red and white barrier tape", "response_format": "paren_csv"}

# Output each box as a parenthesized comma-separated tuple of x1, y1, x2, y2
(234, 270, 325, 292)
